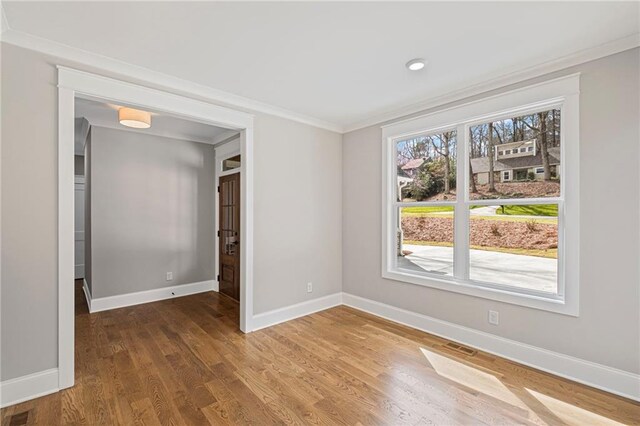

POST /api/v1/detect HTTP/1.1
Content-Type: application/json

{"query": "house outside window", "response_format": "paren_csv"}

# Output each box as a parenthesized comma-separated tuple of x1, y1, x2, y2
(382, 74, 580, 315)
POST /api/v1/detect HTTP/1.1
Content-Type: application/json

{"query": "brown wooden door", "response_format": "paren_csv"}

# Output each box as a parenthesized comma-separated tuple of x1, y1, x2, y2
(218, 173, 240, 301)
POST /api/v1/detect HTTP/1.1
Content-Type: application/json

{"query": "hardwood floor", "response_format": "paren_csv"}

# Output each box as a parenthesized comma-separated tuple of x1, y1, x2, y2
(2, 281, 638, 425)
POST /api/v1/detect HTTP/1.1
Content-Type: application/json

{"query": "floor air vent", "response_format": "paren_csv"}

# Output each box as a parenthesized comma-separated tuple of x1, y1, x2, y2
(444, 342, 477, 356)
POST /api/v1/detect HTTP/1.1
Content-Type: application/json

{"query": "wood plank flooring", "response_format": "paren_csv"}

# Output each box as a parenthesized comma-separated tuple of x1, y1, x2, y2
(2, 280, 638, 425)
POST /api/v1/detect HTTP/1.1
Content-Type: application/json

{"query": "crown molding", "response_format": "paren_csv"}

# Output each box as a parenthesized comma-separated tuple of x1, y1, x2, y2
(344, 33, 640, 133)
(1, 27, 637, 136)
(0, 29, 344, 133)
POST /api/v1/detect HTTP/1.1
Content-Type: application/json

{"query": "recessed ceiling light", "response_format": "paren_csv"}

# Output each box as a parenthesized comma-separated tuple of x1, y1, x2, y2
(118, 107, 151, 129)
(406, 58, 426, 71)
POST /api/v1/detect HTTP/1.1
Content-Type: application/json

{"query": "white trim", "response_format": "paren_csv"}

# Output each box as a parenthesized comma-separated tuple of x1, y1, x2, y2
(1, 29, 342, 133)
(3, 29, 638, 134)
(0, 369, 59, 408)
(382, 74, 579, 316)
(58, 85, 75, 390)
(60, 67, 253, 130)
(346, 34, 639, 132)
(5, 294, 638, 406)
(342, 293, 640, 402)
(381, 73, 578, 134)
(251, 293, 343, 332)
(82, 279, 92, 312)
(58, 68, 255, 393)
(218, 168, 242, 179)
(211, 129, 240, 145)
(86, 280, 215, 313)
(239, 128, 254, 332)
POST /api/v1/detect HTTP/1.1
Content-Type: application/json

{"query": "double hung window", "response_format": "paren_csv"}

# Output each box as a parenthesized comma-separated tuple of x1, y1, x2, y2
(382, 75, 580, 315)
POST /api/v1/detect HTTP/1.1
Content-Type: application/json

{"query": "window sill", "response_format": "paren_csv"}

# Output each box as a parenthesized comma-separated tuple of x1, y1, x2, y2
(382, 269, 578, 316)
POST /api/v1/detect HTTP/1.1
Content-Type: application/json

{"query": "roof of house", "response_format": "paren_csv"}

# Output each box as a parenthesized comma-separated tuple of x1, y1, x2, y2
(401, 158, 426, 170)
(397, 166, 412, 179)
(470, 147, 560, 174)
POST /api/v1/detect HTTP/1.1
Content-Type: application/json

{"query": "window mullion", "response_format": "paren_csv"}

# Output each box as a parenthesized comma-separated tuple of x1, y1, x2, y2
(453, 124, 469, 280)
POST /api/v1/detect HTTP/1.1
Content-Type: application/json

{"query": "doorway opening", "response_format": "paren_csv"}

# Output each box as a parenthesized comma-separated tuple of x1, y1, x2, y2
(59, 67, 255, 391)
(218, 171, 241, 301)
(215, 139, 243, 302)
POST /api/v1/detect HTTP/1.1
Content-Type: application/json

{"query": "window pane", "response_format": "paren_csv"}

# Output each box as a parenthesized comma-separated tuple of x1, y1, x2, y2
(223, 154, 241, 171)
(398, 207, 454, 276)
(469, 204, 558, 293)
(396, 130, 457, 202)
(469, 109, 560, 200)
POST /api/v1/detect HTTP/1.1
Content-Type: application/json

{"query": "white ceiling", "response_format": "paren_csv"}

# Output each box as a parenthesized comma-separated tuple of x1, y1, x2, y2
(74, 97, 233, 154)
(3, 2, 639, 131)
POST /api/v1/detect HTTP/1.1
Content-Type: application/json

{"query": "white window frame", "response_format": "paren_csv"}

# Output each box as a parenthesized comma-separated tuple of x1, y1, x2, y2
(381, 74, 580, 316)
(535, 167, 545, 174)
(502, 170, 512, 181)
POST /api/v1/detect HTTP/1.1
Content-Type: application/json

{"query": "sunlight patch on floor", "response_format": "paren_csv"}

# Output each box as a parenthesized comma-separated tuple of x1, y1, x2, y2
(421, 348, 525, 409)
(420, 347, 624, 426)
(526, 388, 624, 426)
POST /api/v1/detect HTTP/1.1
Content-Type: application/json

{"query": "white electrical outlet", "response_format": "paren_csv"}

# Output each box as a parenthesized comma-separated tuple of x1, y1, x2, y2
(166, 272, 173, 281)
(307, 282, 313, 293)
(488, 310, 499, 325)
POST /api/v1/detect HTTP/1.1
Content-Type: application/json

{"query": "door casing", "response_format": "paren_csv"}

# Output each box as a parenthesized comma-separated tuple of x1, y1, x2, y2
(58, 67, 255, 391)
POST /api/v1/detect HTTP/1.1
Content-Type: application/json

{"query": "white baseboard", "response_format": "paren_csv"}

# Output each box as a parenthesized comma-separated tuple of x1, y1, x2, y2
(251, 292, 343, 331)
(0, 368, 59, 408)
(82, 278, 92, 312)
(5, 291, 636, 409)
(88, 280, 215, 313)
(342, 293, 640, 402)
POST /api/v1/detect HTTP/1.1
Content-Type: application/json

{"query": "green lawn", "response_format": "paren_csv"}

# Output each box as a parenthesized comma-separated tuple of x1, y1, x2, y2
(495, 204, 558, 217)
(402, 206, 454, 214)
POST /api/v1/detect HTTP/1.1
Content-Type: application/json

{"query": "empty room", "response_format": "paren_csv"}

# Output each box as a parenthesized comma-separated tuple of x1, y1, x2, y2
(1, 1, 639, 425)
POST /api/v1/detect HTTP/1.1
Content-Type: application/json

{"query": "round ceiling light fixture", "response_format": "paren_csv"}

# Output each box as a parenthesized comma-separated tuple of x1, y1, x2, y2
(118, 107, 151, 129)
(406, 58, 426, 71)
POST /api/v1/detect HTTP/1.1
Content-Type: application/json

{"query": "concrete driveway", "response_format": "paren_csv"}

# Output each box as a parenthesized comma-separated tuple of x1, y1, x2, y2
(399, 244, 557, 293)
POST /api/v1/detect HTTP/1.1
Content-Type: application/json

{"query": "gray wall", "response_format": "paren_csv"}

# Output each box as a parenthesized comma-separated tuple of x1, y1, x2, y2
(74, 155, 84, 176)
(1, 43, 59, 380)
(89, 126, 215, 298)
(342, 48, 640, 374)
(253, 114, 343, 313)
(0, 42, 343, 381)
